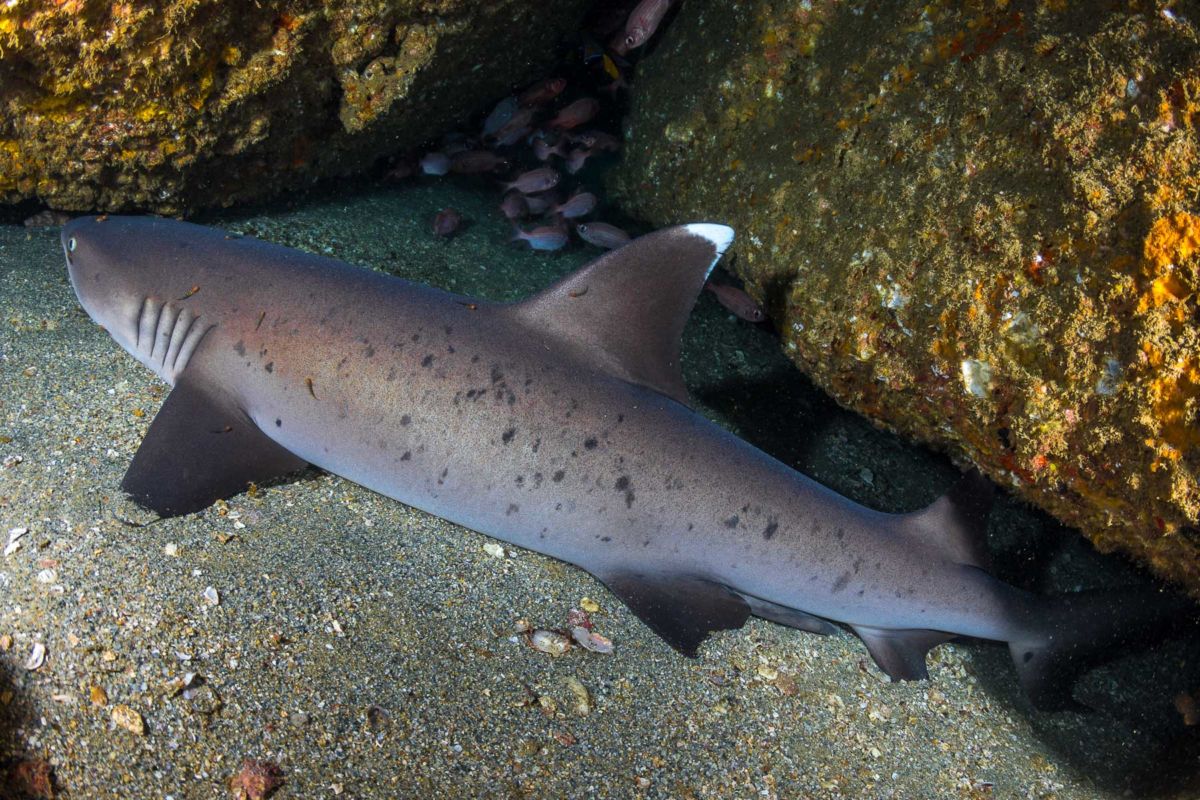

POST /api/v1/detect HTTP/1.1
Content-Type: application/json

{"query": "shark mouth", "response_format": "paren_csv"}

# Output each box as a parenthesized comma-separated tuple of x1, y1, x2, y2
(133, 295, 213, 383)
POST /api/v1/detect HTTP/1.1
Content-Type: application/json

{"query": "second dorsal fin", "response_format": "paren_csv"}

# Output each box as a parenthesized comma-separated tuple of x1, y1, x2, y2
(509, 224, 734, 405)
(903, 469, 995, 568)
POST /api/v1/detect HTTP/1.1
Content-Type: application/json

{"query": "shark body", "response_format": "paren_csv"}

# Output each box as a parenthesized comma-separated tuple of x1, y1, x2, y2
(64, 216, 1177, 709)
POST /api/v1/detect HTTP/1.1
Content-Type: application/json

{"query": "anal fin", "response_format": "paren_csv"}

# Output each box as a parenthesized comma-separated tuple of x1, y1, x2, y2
(852, 625, 955, 681)
(602, 571, 751, 657)
(121, 372, 308, 517)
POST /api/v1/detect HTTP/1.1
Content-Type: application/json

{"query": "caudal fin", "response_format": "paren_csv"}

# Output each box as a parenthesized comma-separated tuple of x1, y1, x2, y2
(1009, 586, 1196, 711)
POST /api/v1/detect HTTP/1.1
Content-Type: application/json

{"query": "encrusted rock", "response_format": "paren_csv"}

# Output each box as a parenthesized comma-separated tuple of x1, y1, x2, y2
(609, 0, 1200, 593)
(0, 0, 588, 213)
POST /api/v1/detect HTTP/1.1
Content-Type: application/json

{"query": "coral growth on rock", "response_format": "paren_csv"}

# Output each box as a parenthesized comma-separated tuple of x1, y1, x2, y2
(609, 0, 1200, 594)
(0, 0, 588, 213)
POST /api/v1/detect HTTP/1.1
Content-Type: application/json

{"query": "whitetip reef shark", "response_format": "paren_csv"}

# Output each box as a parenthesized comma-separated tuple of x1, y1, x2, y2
(63, 215, 1186, 710)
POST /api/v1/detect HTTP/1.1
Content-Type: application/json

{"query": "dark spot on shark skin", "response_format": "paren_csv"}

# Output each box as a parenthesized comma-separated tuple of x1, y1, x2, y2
(401, 451, 411, 461)
(532, 438, 541, 453)
(234, 340, 246, 356)
(447, 345, 455, 354)
(471, 354, 480, 363)
(741, 504, 750, 514)
(438, 467, 448, 485)
(614, 475, 635, 508)
(724, 515, 739, 529)
(386, 368, 397, 381)
(502, 427, 516, 444)
(601, 536, 611, 542)
(617, 414, 624, 423)
(506, 503, 519, 515)
(365, 345, 375, 357)
(265, 362, 274, 373)
(421, 354, 434, 368)
(584, 437, 598, 450)
(490, 366, 504, 384)
(552, 470, 565, 482)
(832, 572, 851, 593)
(275, 419, 282, 427)
(444, 325, 453, 335)
(337, 356, 349, 370)
(515, 475, 525, 486)
(836, 529, 845, 541)
(762, 521, 779, 540)
(687, 523, 694, 531)
(853, 557, 863, 574)
(857, 589, 865, 596)
(400, 414, 411, 426)
(411, 333, 420, 342)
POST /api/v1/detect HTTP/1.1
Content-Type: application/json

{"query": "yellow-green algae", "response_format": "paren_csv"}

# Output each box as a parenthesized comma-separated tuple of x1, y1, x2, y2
(609, 0, 1200, 595)
(0, 0, 589, 213)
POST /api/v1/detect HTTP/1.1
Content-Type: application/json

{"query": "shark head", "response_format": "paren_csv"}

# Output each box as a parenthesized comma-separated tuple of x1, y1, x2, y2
(64, 216, 221, 384)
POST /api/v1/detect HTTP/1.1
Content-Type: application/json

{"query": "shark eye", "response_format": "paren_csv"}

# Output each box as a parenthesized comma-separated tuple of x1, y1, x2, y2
(67, 237, 77, 252)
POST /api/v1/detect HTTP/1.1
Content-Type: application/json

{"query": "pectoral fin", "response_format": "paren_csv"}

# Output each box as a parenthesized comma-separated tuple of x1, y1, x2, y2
(852, 626, 955, 681)
(601, 571, 751, 656)
(121, 372, 307, 517)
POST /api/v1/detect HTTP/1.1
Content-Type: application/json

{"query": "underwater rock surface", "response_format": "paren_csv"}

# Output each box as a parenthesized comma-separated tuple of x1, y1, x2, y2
(609, 0, 1200, 595)
(0, 0, 588, 213)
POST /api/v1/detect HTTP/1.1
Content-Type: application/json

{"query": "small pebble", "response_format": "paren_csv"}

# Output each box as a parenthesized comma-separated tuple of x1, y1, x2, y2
(529, 630, 571, 656)
(25, 642, 46, 671)
(203, 586, 220, 606)
(111, 704, 145, 735)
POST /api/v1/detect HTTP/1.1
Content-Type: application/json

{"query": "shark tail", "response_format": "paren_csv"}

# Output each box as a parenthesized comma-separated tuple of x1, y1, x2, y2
(1009, 586, 1195, 711)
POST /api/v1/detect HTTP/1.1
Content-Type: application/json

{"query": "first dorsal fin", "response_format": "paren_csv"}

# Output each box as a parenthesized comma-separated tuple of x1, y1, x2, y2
(509, 224, 734, 406)
(903, 469, 995, 568)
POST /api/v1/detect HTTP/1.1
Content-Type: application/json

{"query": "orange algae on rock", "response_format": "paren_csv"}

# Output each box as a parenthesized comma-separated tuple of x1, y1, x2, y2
(0, 0, 589, 213)
(610, 0, 1200, 595)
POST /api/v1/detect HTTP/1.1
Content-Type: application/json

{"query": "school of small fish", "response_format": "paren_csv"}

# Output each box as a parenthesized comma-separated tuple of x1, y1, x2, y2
(387, 1, 681, 255)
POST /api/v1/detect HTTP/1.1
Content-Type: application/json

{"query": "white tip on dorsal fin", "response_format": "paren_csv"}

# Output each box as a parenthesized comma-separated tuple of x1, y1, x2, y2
(509, 224, 735, 406)
(685, 224, 735, 275)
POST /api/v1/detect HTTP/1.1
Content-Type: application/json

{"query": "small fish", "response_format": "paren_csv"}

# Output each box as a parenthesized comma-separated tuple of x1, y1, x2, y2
(450, 150, 509, 174)
(705, 282, 764, 323)
(499, 192, 529, 221)
(551, 191, 598, 219)
(419, 152, 451, 176)
(23, 209, 72, 228)
(564, 147, 595, 175)
(512, 223, 569, 251)
(489, 107, 537, 146)
(482, 95, 518, 137)
(519, 77, 567, 108)
(569, 130, 621, 152)
(523, 192, 556, 216)
(576, 221, 631, 249)
(532, 136, 569, 162)
(612, 0, 674, 55)
(433, 208, 463, 238)
(548, 97, 600, 131)
(502, 166, 560, 195)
